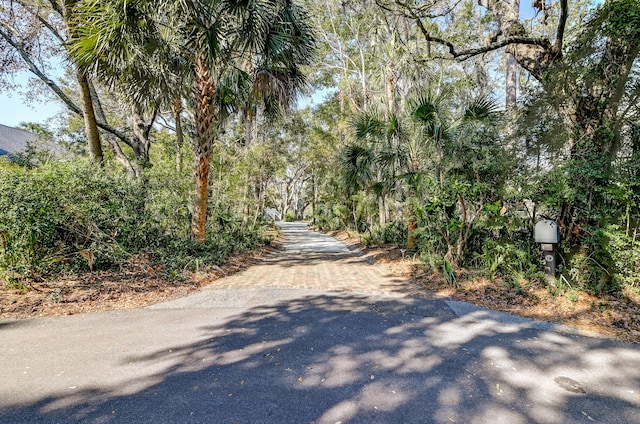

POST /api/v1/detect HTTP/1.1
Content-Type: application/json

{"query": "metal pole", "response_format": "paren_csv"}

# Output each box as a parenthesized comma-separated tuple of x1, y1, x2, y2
(541, 243, 556, 277)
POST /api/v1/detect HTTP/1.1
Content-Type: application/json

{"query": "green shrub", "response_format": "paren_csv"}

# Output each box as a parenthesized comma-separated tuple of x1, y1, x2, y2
(0, 160, 271, 283)
(0, 161, 153, 277)
(381, 221, 406, 244)
(561, 238, 621, 294)
(476, 239, 540, 281)
(284, 210, 297, 222)
(602, 224, 640, 288)
(151, 222, 268, 272)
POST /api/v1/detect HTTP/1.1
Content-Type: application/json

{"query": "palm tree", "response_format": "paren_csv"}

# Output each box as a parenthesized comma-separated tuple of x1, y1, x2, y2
(410, 91, 502, 265)
(187, 0, 314, 243)
(343, 88, 501, 254)
(69, 0, 314, 243)
(69, 0, 190, 172)
(58, 0, 103, 163)
(349, 110, 410, 228)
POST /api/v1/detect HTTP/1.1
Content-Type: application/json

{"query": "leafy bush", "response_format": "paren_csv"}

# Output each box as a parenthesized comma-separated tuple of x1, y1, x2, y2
(603, 224, 640, 287)
(0, 160, 271, 284)
(561, 230, 622, 294)
(152, 221, 268, 272)
(363, 221, 406, 246)
(0, 160, 152, 277)
(476, 239, 541, 282)
(314, 203, 347, 230)
(284, 210, 297, 222)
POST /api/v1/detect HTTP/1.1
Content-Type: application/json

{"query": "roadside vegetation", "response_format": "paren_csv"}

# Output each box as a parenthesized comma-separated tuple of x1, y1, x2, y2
(0, 0, 638, 340)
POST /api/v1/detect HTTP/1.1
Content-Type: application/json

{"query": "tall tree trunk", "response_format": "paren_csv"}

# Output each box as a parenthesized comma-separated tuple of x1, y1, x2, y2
(360, 48, 368, 110)
(242, 106, 255, 148)
(88, 80, 140, 178)
(311, 172, 317, 225)
(174, 99, 185, 172)
(241, 170, 250, 224)
(385, 66, 398, 118)
(64, 0, 102, 163)
(504, 0, 519, 118)
(131, 104, 154, 166)
(407, 213, 417, 251)
(506, 54, 517, 114)
(193, 153, 211, 243)
(504, 0, 519, 148)
(394, 179, 403, 223)
(76, 70, 103, 163)
(378, 196, 386, 227)
(191, 54, 218, 244)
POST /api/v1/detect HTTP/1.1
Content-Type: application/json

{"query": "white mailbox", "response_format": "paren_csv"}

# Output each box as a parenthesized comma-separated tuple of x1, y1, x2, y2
(534, 219, 561, 244)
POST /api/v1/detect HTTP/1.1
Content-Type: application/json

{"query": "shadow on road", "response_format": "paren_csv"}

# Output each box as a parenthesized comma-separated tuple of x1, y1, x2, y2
(2, 294, 639, 423)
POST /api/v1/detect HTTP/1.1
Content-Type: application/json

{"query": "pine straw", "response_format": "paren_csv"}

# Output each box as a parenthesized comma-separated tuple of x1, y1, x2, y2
(0, 237, 282, 320)
(322, 228, 640, 344)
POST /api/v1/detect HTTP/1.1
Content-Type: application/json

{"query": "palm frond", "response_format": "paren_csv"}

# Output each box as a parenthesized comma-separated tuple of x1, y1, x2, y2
(216, 67, 252, 117)
(352, 112, 385, 140)
(370, 181, 387, 197)
(340, 144, 374, 190)
(463, 95, 502, 123)
(376, 142, 409, 171)
(386, 113, 405, 141)
(409, 93, 446, 139)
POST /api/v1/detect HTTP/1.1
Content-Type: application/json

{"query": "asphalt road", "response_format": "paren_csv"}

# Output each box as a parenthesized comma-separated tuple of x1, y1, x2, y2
(1, 222, 639, 423)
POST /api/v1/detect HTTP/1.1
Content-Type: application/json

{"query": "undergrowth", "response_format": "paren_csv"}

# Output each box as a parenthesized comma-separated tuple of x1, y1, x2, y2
(0, 160, 272, 288)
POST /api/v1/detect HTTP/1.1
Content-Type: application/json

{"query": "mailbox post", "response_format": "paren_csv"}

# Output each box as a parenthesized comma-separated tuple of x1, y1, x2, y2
(534, 220, 561, 278)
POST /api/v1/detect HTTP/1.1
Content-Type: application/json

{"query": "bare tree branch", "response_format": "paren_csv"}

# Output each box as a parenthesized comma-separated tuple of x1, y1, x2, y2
(0, 25, 82, 114)
(11, 0, 66, 44)
(373, 0, 461, 20)
(451, 36, 552, 60)
(415, 24, 550, 61)
(144, 106, 158, 141)
(0, 25, 140, 151)
(390, 0, 550, 62)
(45, 0, 64, 17)
(555, 0, 568, 54)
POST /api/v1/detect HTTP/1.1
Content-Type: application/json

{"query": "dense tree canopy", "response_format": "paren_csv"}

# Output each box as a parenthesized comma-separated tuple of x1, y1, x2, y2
(1, 0, 638, 294)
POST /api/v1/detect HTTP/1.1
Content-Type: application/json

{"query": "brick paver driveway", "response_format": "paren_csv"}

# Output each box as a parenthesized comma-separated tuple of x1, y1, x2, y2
(200, 221, 419, 295)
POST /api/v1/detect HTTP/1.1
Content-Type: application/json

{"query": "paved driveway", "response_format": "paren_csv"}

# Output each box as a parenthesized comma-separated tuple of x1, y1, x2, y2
(1, 222, 639, 423)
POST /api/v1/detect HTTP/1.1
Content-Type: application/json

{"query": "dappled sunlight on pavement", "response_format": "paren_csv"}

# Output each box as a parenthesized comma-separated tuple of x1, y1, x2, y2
(1, 294, 639, 423)
(1, 222, 639, 423)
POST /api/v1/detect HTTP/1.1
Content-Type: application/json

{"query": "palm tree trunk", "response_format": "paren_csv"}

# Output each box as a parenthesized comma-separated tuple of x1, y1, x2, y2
(407, 213, 417, 251)
(191, 53, 218, 244)
(76, 70, 103, 163)
(64, 0, 102, 163)
(192, 153, 211, 243)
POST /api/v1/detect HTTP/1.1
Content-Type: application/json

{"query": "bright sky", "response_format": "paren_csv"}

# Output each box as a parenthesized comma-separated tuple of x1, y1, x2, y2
(0, 69, 329, 128)
(0, 92, 62, 128)
(0, 71, 63, 128)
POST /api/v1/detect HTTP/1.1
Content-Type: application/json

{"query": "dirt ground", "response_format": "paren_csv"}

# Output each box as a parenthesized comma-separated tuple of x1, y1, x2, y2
(1, 227, 638, 344)
(0, 237, 283, 321)
(323, 229, 640, 344)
